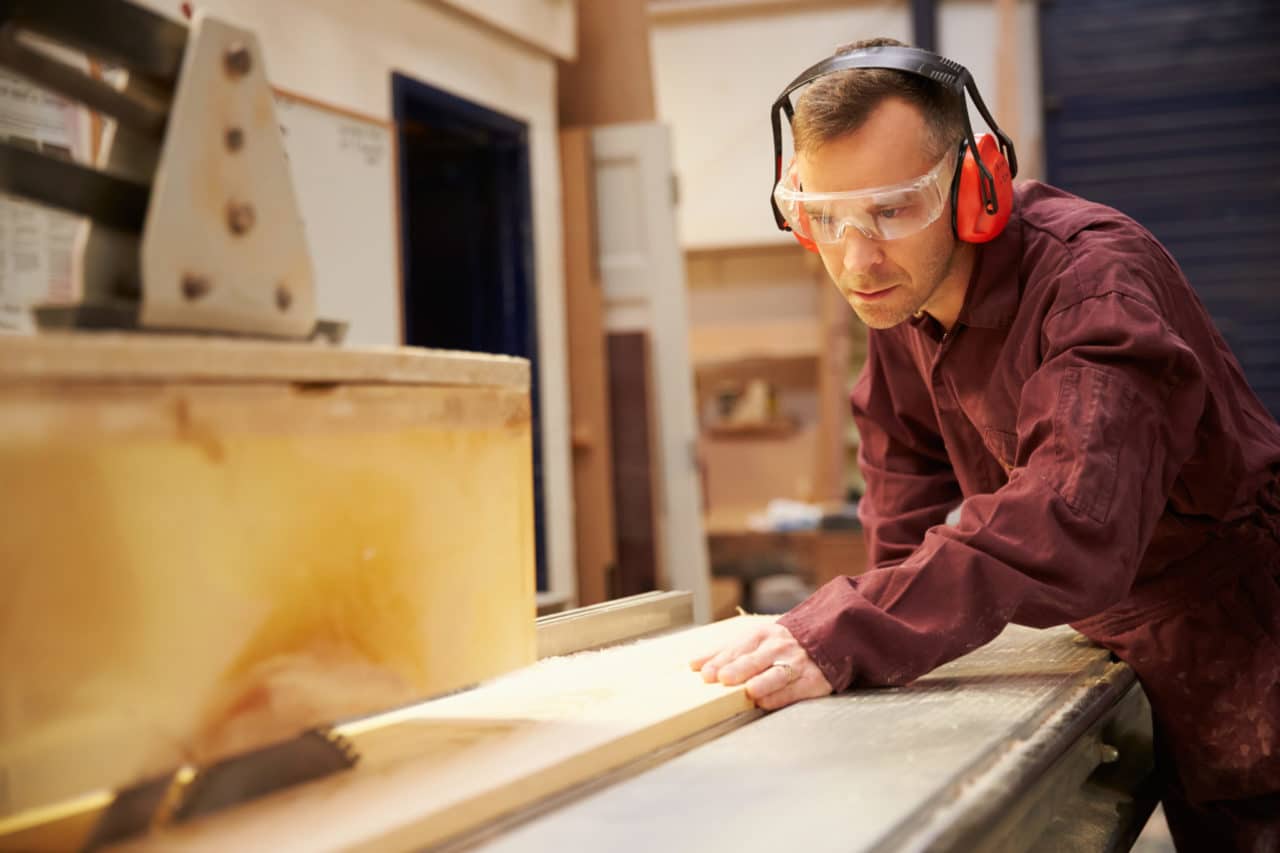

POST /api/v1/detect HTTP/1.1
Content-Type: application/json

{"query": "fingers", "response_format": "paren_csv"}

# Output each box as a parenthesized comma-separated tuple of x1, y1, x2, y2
(692, 622, 834, 712)
(753, 671, 832, 711)
(714, 642, 785, 686)
(688, 648, 718, 671)
(743, 660, 795, 700)
(694, 627, 769, 683)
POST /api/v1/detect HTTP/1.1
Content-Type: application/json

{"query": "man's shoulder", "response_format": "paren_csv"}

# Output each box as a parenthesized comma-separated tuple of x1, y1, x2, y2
(1012, 181, 1181, 310)
(1013, 181, 1141, 245)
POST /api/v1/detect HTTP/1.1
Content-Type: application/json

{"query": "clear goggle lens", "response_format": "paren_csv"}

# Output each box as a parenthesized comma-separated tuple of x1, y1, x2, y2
(774, 152, 954, 243)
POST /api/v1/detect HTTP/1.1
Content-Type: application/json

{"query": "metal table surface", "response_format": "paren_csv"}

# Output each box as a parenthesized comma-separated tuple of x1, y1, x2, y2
(459, 625, 1154, 853)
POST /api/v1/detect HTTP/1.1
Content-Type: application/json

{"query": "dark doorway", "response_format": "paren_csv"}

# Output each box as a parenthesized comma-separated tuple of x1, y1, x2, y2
(1040, 0, 1280, 417)
(392, 73, 546, 589)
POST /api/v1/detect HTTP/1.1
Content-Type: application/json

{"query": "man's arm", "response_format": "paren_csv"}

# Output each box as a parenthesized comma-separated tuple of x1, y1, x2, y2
(780, 289, 1206, 694)
(853, 330, 962, 569)
(689, 328, 956, 707)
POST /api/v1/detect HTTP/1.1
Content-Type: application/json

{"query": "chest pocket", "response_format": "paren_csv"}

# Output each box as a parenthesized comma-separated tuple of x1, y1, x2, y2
(981, 426, 1019, 473)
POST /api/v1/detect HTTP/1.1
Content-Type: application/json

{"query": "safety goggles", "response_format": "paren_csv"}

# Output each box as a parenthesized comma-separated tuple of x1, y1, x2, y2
(772, 151, 955, 243)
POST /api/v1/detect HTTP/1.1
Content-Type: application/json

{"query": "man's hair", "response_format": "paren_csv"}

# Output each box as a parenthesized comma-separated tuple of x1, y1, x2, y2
(791, 37, 967, 159)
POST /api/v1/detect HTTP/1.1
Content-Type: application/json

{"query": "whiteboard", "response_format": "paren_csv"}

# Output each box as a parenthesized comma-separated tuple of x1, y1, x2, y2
(274, 89, 401, 346)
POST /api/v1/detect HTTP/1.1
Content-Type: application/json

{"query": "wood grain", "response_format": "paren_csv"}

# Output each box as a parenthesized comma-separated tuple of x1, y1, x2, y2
(559, 129, 618, 607)
(0, 376, 535, 817)
(607, 332, 659, 598)
(111, 616, 773, 852)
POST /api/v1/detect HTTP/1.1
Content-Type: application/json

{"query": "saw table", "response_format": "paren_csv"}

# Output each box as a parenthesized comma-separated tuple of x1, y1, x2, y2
(473, 620, 1154, 853)
(35, 594, 1151, 853)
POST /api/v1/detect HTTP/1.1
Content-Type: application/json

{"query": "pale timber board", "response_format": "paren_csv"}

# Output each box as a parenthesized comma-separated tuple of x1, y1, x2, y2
(475, 625, 1122, 853)
(111, 616, 773, 852)
(0, 333, 529, 389)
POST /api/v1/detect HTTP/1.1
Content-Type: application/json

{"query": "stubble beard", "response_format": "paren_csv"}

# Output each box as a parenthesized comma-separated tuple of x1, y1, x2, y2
(843, 240, 959, 330)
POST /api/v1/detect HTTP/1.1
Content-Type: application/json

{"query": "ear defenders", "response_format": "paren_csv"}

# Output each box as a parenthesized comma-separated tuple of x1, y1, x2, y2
(952, 132, 1014, 242)
(770, 45, 1018, 250)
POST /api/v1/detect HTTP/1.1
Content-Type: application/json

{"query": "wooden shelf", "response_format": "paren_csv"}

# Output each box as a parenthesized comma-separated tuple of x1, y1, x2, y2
(689, 320, 821, 365)
(691, 321, 822, 390)
(705, 418, 799, 439)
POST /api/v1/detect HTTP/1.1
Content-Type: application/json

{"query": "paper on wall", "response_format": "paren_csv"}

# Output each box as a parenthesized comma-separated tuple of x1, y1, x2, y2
(0, 66, 94, 334)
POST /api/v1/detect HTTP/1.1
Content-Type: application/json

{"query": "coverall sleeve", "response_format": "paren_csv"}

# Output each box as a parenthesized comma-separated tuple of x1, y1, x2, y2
(780, 291, 1206, 692)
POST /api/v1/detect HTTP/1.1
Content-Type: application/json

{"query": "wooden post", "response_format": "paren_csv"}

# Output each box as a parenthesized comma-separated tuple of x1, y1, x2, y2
(557, 0, 656, 127)
(996, 0, 1021, 156)
(559, 128, 618, 607)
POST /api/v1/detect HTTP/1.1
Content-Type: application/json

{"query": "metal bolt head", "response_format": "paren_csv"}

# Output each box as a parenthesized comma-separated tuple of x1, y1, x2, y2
(224, 43, 252, 78)
(1099, 743, 1120, 764)
(275, 285, 292, 312)
(182, 274, 211, 300)
(227, 201, 256, 235)
(225, 127, 245, 152)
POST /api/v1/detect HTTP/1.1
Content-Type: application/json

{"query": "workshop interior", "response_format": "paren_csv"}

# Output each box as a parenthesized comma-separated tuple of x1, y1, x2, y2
(1, 0, 1277, 850)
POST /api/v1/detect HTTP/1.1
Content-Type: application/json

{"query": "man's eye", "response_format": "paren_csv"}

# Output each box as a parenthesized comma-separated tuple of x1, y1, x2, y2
(875, 207, 906, 220)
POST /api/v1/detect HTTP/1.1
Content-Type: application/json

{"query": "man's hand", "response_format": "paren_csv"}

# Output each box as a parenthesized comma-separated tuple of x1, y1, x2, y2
(690, 622, 833, 711)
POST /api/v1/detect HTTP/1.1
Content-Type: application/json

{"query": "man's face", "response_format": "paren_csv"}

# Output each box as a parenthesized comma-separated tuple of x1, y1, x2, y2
(797, 98, 965, 329)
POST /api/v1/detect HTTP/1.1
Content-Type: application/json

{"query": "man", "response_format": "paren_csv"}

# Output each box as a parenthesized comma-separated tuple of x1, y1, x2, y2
(692, 37, 1280, 848)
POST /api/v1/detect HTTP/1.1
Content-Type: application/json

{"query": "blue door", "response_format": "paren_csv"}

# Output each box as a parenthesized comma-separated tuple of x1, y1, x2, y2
(392, 73, 547, 590)
(1040, 0, 1280, 417)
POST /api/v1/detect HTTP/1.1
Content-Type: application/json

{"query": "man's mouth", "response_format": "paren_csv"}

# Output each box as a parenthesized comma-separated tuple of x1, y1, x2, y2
(847, 285, 898, 302)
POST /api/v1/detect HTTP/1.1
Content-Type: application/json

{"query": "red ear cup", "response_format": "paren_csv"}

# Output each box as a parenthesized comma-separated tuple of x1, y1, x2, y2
(952, 133, 1013, 243)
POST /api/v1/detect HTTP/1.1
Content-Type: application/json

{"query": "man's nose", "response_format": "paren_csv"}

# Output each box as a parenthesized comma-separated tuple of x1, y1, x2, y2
(841, 226, 883, 274)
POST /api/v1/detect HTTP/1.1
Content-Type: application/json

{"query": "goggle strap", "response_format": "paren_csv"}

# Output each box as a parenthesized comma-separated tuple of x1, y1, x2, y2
(771, 95, 791, 230)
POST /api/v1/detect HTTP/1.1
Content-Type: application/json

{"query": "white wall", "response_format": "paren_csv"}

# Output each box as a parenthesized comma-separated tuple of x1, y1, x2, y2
(437, 0, 576, 59)
(132, 0, 577, 601)
(649, 3, 912, 250)
(939, 0, 1043, 180)
(649, 0, 1043, 250)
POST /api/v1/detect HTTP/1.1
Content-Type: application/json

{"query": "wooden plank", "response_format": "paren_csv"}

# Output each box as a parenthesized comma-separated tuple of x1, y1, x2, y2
(0, 334, 529, 389)
(559, 129, 618, 607)
(607, 332, 659, 598)
(0, 379, 536, 818)
(111, 616, 773, 852)
(468, 626, 1146, 853)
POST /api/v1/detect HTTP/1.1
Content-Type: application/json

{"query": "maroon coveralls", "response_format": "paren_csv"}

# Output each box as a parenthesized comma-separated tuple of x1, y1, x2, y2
(778, 182, 1280, 848)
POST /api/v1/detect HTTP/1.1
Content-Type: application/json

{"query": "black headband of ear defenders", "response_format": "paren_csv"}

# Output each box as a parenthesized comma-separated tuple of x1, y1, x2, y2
(770, 45, 1018, 231)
